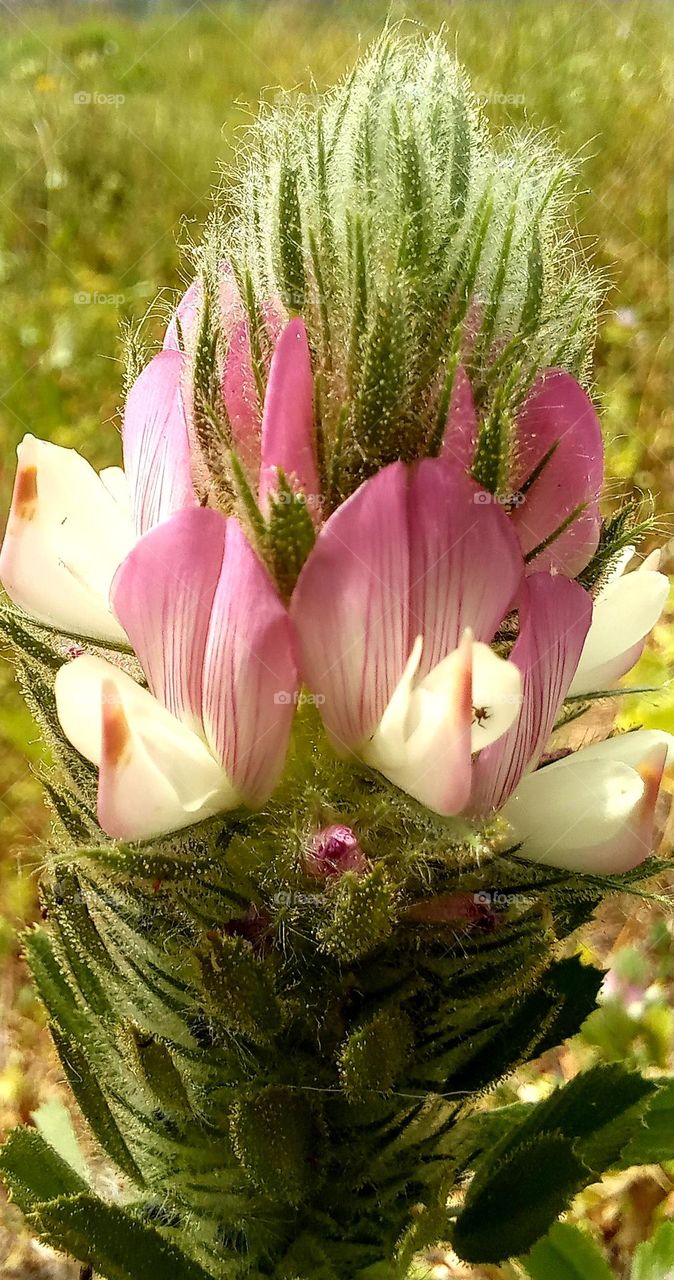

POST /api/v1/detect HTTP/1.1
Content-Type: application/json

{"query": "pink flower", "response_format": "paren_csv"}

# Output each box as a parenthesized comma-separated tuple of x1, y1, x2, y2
(441, 366, 604, 576)
(290, 457, 674, 872)
(291, 458, 592, 817)
(0, 348, 196, 643)
(54, 508, 297, 840)
(0, 289, 319, 642)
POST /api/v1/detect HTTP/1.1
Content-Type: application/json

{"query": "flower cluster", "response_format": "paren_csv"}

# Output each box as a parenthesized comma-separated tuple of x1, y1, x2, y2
(1, 270, 670, 873)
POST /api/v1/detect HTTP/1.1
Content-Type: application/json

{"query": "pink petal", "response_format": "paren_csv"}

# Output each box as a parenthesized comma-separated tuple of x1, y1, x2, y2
(408, 461, 523, 677)
(470, 573, 592, 813)
(439, 365, 478, 470)
(291, 463, 411, 750)
(163, 263, 245, 353)
(222, 317, 262, 479)
(122, 350, 197, 537)
(163, 279, 202, 353)
(290, 459, 524, 752)
(202, 517, 298, 803)
(111, 507, 223, 733)
(258, 319, 321, 522)
(111, 508, 296, 805)
(508, 369, 603, 576)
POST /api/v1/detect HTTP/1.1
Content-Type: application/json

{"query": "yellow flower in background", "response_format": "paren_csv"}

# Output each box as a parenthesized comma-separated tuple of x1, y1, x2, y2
(35, 73, 59, 93)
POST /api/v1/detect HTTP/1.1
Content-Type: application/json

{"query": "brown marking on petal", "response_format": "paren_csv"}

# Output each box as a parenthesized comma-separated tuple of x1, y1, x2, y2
(102, 690, 132, 768)
(637, 746, 669, 851)
(638, 749, 667, 813)
(458, 627, 474, 723)
(14, 465, 38, 520)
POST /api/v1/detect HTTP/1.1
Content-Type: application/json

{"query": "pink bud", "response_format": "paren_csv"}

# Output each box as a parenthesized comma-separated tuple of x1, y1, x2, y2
(304, 824, 367, 878)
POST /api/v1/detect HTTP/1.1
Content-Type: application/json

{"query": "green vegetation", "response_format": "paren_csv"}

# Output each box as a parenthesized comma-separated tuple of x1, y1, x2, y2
(0, 2, 672, 1269)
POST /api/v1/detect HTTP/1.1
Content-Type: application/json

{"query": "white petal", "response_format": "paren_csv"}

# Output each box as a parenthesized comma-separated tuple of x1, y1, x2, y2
(55, 654, 238, 839)
(606, 544, 636, 582)
(365, 636, 424, 772)
(570, 729, 674, 770)
(502, 732, 671, 873)
(363, 633, 473, 813)
(99, 466, 131, 515)
(469, 641, 522, 751)
(362, 633, 519, 815)
(569, 560, 669, 696)
(0, 437, 135, 642)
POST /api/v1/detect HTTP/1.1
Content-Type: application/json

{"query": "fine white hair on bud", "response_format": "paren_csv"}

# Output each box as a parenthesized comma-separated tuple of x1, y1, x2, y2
(205, 28, 602, 513)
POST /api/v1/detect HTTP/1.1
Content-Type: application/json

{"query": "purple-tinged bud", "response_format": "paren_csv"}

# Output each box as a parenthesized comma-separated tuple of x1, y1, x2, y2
(405, 892, 497, 932)
(220, 906, 271, 949)
(304, 824, 367, 878)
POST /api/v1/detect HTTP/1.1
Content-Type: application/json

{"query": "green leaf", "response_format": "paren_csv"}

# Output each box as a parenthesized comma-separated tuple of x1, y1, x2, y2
(506, 1063, 654, 1174)
(277, 158, 306, 314)
(446, 955, 603, 1093)
(448, 90, 471, 226)
(29, 1193, 213, 1280)
(317, 863, 396, 962)
(351, 285, 411, 469)
(452, 1132, 588, 1264)
(266, 471, 317, 597)
(230, 1086, 321, 1206)
(31, 1097, 90, 1182)
(452, 1064, 655, 1264)
(25, 929, 145, 1185)
(632, 1219, 674, 1280)
(202, 933, 282, 1046)
(0, 1129, 88, 1214)
(0, 602, 63, 670)
(522, 1222, 613, 1280)
(621, 1079, 674, 1166)
(339, 1009, 413, 1102)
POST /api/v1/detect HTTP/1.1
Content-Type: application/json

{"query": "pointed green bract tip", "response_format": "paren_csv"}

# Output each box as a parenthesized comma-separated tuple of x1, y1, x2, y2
(209, 28, 600, 510)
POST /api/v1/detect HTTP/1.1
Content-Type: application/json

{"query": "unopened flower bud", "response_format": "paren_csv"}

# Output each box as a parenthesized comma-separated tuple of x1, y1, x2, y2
(304, 824, 367, 878)
(405, 893, 496, 931)
(220, 906, 271, 948)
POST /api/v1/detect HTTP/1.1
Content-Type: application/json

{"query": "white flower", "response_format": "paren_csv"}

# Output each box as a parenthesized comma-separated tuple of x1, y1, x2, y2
(569, 548, 669, 697)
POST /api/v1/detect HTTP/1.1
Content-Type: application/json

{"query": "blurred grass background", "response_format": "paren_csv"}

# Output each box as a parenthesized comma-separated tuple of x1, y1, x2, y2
(0, 1, 673, 1274)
